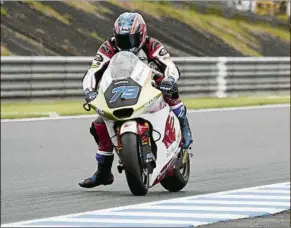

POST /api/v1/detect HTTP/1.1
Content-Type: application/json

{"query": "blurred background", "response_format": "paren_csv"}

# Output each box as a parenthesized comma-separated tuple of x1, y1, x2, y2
(0, 0, 290, 118)
(1, 0, 290, 56)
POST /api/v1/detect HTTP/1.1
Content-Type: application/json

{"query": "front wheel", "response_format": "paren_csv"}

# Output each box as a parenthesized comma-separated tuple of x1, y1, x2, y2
(120, 133, 148, 196)
(160, 152, 190, 192)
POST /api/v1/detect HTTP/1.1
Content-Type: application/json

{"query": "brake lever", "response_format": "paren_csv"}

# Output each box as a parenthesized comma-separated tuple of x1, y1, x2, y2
(83, 101, 91, 112)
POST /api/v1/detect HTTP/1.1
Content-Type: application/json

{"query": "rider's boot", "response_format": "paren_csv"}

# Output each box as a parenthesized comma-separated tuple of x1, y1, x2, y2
(172, 104, 193, 149)
(79, 118, 114, 188)
(78, 153, 114, 188)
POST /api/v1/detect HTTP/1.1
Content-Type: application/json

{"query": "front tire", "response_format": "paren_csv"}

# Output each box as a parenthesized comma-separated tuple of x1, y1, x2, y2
(160, 152, 190, 192)
(120, 133, 148, 196)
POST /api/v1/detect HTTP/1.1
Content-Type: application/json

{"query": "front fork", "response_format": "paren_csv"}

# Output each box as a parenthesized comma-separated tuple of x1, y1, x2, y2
(115, 121, 156, 179)
(115, 126, 124, 174)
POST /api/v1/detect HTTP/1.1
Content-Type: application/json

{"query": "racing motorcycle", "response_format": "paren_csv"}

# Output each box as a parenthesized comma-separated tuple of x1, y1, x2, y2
(83, 51, 192, 196)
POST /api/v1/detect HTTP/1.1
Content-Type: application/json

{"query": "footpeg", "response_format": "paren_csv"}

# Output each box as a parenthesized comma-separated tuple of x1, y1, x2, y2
(117, 165, 123, 173)
(187, 146, 194, 158)
(117, 160, 124, 173)
(174, 147, 193, 169)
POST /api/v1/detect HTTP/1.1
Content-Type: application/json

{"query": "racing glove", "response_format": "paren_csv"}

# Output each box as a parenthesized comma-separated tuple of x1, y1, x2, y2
(159, 76, 177, 95)
(84, 88, 98, 103)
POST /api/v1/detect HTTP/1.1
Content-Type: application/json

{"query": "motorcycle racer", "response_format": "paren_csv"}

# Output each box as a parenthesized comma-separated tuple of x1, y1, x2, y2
(79, 12, 193, 188)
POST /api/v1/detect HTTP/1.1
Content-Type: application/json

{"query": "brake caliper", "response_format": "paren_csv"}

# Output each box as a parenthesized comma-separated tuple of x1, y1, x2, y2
(138, 122, 156, 174)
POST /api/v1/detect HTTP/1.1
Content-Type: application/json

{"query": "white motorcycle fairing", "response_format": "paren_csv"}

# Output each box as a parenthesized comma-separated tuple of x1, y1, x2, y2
(87, 51, 187, 192)
(118, 103, 182, 187)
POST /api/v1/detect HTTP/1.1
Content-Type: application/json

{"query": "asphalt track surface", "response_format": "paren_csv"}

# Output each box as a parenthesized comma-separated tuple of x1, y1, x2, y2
(1, 106, 290, 225)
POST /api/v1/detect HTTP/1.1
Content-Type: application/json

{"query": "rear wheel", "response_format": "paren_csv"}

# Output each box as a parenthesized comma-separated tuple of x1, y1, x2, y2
(160, 151, 190, 192)
(120, 133, 148, 196)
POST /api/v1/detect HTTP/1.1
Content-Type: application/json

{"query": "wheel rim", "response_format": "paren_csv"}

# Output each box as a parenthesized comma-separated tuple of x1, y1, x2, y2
(142, 171, 148, 185)
(179, 156, 189, 178)
(138, 141, 149, 188)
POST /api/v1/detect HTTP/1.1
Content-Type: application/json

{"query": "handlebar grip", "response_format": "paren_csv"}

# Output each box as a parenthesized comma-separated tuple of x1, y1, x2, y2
(151, 80, 160, 90)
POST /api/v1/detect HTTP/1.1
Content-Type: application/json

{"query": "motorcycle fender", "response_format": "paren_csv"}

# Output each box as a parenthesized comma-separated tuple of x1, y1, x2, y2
(120, 121, 137, 135)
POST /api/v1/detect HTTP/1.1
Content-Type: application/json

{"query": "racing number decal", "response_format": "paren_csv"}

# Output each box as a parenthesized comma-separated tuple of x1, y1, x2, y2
(105, 78, 141, 108)
(110, 86, 125, 103)
(109, 86, 140, 103)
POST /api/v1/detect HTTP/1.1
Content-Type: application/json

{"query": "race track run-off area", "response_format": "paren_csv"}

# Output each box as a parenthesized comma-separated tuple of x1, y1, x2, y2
(1, 104, 290, 227)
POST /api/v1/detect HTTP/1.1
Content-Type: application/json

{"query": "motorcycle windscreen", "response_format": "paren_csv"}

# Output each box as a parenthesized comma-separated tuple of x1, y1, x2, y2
(109, 51, 140, 80)
(103, 51, 143, 109)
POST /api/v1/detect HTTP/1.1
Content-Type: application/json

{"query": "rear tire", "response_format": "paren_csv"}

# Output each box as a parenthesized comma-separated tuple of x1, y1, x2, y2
(120, 133, 148, 196)
(160, 152, 190, 192)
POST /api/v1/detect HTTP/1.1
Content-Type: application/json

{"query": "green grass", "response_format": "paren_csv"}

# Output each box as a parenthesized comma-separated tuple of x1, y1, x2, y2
(76, 28, 104, 42)
(183, 96, 290, 109)
(1, 100, 89, 119)
(1, 44, 14, 56)
(63, 0, 111, 15)
(1, 7, 8, 16)
(277, 14, 290, 23)
(89, 32, 104, 42)
(1, 96, 289, 119)
(24, 1, 71, 25)
(110, 1, 290, 56)
(1, 24, 58, 56)
(7, 1, 288, 56)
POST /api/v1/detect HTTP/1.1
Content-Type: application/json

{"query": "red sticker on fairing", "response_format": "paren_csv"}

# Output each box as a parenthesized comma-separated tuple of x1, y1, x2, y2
(162, 114, 176, 148)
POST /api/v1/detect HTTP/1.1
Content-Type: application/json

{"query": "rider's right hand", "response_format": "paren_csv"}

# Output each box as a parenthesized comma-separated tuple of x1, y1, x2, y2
(84, 88, 98, 102)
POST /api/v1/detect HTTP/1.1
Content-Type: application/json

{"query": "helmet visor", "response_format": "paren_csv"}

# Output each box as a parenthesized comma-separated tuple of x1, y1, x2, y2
(115, 33, 141, 50)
